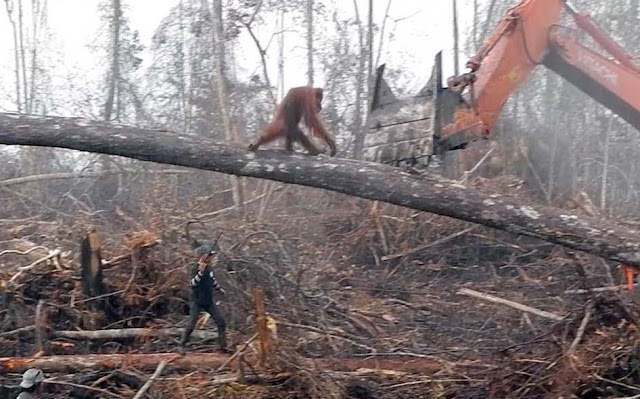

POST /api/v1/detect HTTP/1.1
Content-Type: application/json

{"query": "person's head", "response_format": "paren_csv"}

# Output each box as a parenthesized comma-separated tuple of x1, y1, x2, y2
(20, 368, 45, 393)
(195, 245, 216, 265)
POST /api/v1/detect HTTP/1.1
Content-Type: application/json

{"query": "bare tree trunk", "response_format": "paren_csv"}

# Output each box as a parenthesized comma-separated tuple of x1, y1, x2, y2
(277, 7, 285, 98)
(374, 0, 392, 71)
(482, 0, 498, 41)
(104, 0, 121, 122)
(544, 72, 557, 204)
(18, 0, 28, 112)
(626, 126, 637, 206)
(212, 0, 244, 218)
(243, 4, 276, 106)
(473, 0, 478, 49)
(351, 0, 366, 159)
(569, 117, 579, 198)
(5, 0, 22, 113)
(28, 0, 42, 114)
(571, 107, 588, 197)
(98, 0, 122, 192)
(213, 0, 225, 73)
(601, 116, 614, 212)
(178, 0, 188, 133)
(453, 0, 459, 75)
(257, 4, 286, 222)
(367, 0, 373, 111)
(27, 0, 40, 114)
(306, 0, 313, 86)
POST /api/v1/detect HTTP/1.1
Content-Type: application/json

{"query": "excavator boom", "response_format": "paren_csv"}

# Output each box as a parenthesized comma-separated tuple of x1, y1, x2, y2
(364, 0, 640, 165)
(544, 27, 640, 131)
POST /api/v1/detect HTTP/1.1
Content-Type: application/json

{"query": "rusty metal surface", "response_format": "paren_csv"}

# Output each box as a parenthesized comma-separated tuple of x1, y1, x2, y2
(363, 53, 443, 166)
(364, 96, 435, 166)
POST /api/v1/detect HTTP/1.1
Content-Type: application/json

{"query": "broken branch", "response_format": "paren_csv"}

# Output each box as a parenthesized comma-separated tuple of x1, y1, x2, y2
(216, 333, 258, 372)
(457, 288, 565, 321)
(0, 325, 35, 339)
(132, 359, 169, 399)
(569, 302, 594, 355)
(382, 226, 475, 261)
(0, 170, 192, 187)
(10, 249, 62, 282)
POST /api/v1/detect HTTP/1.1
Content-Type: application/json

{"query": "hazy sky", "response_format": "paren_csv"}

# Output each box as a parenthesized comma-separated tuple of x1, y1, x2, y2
(0, 0, 477, 113)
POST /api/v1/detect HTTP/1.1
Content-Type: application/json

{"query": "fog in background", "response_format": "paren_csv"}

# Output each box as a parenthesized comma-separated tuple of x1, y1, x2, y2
(0, 0, 639, 221)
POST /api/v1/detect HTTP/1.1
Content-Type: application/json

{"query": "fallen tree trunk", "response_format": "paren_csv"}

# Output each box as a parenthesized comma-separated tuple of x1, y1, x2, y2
(0, 352, 440, 374)
(1, 113, 640, 265)
(52, 328, 218, 341)
(0, 352, 227, 373)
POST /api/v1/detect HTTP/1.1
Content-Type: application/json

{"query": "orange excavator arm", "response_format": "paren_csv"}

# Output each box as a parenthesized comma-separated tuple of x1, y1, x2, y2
(436, 0, 640, 154)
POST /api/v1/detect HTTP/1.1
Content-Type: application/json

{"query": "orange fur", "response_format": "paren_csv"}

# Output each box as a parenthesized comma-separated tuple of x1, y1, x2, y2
(248, 87, 336, 156)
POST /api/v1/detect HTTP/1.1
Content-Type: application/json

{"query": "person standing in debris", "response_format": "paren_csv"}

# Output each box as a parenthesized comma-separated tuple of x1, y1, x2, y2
(16, 368, 45, 399)
(179, 244, 227, 354)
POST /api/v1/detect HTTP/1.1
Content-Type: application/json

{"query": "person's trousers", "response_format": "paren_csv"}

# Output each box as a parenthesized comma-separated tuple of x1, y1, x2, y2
(181, 301, 226, 350)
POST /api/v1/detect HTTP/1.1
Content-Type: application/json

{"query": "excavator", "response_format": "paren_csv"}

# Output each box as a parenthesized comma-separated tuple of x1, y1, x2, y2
(364, 0, 640, 288)
(364, 0, 640, 167)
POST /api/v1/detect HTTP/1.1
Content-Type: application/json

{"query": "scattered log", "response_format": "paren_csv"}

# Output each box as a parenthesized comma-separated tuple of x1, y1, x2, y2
(52, 328, 218, 341)
(0, 352, 228, 374)
(3, 113, 640, 266)
(457, 288, 565, 321)
(0, 325, 35, 339)
(0, 352, 441, 375)
(564, 286, 626, 294)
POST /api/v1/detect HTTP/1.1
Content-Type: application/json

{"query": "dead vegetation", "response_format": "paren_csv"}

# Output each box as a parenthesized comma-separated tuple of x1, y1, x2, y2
(1, 171, 639, 399)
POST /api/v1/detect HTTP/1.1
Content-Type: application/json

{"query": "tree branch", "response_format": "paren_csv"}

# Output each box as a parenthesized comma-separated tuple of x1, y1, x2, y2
(0, 170, 192, 187)
(2, 113, 640, 265)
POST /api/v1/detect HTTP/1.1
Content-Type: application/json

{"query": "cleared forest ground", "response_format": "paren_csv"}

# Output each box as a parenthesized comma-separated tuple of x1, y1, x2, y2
(1, 174, 639, 399)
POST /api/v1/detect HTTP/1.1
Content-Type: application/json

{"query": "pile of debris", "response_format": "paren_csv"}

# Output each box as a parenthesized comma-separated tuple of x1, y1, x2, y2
(0, 184, 639, 398)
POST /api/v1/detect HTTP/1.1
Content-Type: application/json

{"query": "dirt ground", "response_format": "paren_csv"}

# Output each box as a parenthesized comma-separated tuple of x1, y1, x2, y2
(1, 175, 639, 398)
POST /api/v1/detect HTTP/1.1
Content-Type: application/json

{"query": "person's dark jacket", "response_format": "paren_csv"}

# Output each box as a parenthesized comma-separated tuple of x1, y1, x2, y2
(188, 264, 222, 305)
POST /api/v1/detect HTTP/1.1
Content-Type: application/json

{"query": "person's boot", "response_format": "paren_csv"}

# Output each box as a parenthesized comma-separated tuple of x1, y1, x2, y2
(218, 330, 229, 354)
(178, 332, 189, 355)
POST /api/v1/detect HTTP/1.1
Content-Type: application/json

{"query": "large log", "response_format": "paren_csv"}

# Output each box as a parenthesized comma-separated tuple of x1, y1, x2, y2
(0, 352, 440, 374)
(52, 328, 218, 341)
(1, 113, 640, 265)
(0, 352, 227, 374)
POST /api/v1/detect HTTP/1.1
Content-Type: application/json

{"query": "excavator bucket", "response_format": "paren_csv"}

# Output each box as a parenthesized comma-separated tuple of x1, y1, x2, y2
(364, 52, 473, 166)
